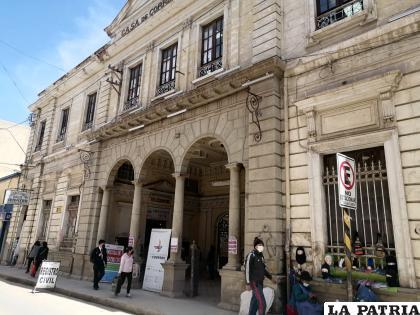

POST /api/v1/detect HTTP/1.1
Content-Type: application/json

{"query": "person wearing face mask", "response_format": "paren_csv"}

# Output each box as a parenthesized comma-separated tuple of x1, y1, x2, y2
(90, 239, 108, 290)
(291, 271, 323, 315)
(245, 237, 276, 315)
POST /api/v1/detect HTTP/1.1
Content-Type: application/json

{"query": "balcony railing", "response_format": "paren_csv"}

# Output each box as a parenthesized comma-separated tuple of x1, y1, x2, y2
(156, 80, 175, 97)
(316, 0, 363, 30)
(199, 57, 223, 77)
(123, 96, 140, 112)
(56, 130, 66, 143)
(82, 121, 93, 131)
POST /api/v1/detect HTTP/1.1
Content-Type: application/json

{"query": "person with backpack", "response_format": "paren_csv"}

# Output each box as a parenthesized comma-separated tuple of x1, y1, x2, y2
(245, 237, 276, 315)
(90, 239, 107, 290)
(25, 240, 40, 273)
(32, 241, 49, 277)
(114, 246, 134, 297)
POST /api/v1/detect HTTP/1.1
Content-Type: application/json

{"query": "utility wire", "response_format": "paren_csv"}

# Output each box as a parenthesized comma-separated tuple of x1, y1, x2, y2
(0, 62, 31, 104)
(0, 119, 29, 130)
(0, 39, 67, 72)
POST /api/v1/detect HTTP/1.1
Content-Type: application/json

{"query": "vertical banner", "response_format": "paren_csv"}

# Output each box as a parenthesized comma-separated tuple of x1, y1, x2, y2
(101, 244, 124, 283)
(34, 261, 60, 290)
(142, 229, 171, 292)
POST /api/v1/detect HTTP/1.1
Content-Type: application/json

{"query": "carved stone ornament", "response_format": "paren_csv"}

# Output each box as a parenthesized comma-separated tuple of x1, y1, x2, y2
(305, 109, 316, 138)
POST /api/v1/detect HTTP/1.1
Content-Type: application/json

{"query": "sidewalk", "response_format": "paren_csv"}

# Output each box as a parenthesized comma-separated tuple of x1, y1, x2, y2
(0, 265, 237, 315)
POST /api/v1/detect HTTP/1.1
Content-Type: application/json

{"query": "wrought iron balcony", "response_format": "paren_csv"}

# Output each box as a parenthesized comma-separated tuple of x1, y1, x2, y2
(316, 0, 363, 30)
(199, 58, 223, 77)
(56, 130, 66, 143)
(123, 96, 140, 112)
(156, 80, 175, 97)
(82, 121, 93, 131)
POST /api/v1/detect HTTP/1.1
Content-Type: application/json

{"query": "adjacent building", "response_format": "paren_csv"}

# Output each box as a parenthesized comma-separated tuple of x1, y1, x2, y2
(4, 0, 420, 310)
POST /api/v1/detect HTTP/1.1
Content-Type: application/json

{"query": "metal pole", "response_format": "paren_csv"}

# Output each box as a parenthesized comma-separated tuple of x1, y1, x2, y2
(343, 207, 353, 301)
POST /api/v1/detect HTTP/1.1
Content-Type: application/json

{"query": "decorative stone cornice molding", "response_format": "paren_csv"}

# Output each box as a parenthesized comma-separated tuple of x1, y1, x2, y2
(90, 57, 285, 142)
(295, 71, 402, 141)
(295, 71, 402, 112)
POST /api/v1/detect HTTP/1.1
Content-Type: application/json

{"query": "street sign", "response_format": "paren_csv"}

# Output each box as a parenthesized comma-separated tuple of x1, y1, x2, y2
(5, 189, 30, 206)
(336, 153, 357, 209)
(34, 261, 60, 291)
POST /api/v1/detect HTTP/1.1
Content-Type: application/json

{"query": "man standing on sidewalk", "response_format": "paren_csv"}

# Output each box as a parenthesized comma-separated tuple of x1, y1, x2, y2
(90, 240, 107, 290)
(245, 237, 276, 315)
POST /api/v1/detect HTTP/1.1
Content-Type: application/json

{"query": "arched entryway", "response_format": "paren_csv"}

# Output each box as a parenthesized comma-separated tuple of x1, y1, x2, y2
(97, 160, 136, 247)
(137, 149, 175, 259)
(176, 137, 245, 299)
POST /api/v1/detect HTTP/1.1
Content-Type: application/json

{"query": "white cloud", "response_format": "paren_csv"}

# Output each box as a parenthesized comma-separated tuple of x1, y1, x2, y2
(56, 0, 117, 70)
(13, 0, 121, 103)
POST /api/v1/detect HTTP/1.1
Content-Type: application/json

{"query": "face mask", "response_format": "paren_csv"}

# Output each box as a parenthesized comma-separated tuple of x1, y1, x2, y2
(256, 245, 264, 253)
(303, 282, 310, 287)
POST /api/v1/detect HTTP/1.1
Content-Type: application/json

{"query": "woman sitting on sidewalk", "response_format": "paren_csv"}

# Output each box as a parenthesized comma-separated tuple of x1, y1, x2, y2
(114, 246, 134, 297)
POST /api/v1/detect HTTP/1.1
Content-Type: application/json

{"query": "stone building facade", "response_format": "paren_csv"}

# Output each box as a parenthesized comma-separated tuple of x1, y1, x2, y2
(3, 0, 420, 310)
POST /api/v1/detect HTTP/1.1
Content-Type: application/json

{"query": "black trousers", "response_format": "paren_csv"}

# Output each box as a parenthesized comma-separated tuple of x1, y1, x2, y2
(115, 272, 132, 294)
(93, 265, 105, 289)
(26, 257, 34, 272)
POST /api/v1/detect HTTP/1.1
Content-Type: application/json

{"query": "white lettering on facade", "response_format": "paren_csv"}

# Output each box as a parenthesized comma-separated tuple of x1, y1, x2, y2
(121, 0, 173, 38)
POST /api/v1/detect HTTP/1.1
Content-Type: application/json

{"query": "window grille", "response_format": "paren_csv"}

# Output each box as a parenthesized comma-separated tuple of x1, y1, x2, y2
(57, 108, 69, 142)
(40, 200, 52, 239)
(200, 17, 223, 77)
(35, 120, 46, 151)
(156, 43, 177, 96)
(125, 64, 142, 111)
(116, 162, 134, 182)
(316, 0, 363, 30)
(323, 147, 396, 269)
(63, 195, 80, 240)
(83, 93, 96, 130)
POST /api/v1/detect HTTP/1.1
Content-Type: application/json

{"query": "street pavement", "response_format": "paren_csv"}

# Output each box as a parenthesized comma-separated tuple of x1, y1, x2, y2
(0, 265, 237, 315)
(0, 279, 132, 315)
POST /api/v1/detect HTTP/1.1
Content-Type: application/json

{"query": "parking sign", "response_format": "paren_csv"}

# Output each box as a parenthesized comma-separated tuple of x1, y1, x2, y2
(337, 153, 357, 209)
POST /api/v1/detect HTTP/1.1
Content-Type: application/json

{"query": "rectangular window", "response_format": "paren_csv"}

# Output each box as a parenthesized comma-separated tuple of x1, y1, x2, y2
(156, 43, 177, 96)
(40, 200, 52, 239)
(125, 64, 142, 111)
(63, 195, 80, 241)
(323, 147, 396, 273)
(35, 120, 46, 151)
(200, 16, 223, 77)
(57, 108, 69, 142)
(83, 93, 96, 130)
(316, 0, 363, 29)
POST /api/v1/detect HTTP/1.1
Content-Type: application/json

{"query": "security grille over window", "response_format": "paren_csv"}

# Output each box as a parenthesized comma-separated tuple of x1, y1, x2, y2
(116, 162, 134, 182)
(62, 195, 80, 248)
(57, 108, 69, 142)
(124, 64, 142, 111)
(83, 93, 96, 130)
(156, 43, 177, 96)
(199, 17, 223, 77)
(323, 147, 396, 270)
(316, 0, 363, 30)
(40, 200, 52, 240)
(35, 120, 46, 152)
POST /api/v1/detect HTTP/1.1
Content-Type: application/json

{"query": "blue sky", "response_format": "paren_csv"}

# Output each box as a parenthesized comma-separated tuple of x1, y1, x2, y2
(0, 0, 125, 124)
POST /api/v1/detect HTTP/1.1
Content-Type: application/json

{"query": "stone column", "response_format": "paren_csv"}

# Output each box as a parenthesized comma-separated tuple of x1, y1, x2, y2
(225, 162, 241, 270)
(169, 173, 185, 263)
(97, 186, 111, 242)
(129, 181, 143, 261)
(161, 172, 188, 298)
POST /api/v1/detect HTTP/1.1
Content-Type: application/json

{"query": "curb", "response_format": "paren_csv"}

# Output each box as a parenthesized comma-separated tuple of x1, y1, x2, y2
(0, 273, 163, 315)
